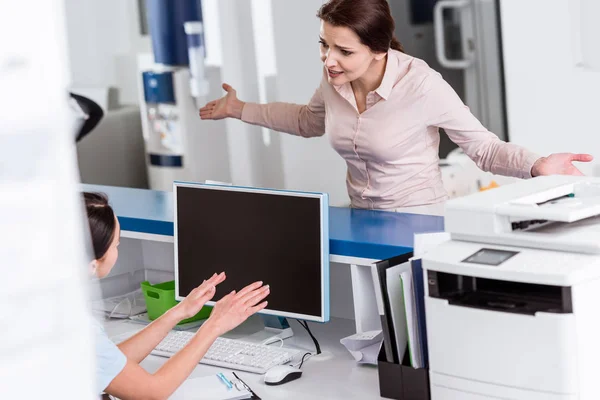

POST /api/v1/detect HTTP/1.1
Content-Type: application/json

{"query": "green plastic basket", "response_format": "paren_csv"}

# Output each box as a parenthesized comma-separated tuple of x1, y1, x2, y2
(140, 280, 212, 325)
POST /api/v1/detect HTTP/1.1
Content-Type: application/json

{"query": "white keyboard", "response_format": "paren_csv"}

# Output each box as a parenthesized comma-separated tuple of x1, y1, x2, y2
(151, 330, 301, 374)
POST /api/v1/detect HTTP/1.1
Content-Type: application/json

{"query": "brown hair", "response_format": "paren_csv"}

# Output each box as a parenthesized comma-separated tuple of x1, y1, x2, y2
(83, 192, 116, 260)
(317, 0, 404, 53)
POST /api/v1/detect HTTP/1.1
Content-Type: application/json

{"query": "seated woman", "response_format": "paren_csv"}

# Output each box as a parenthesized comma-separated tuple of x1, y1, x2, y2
(83, 192, 270, 399)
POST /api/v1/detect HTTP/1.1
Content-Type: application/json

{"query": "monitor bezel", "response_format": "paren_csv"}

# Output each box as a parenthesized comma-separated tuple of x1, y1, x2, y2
(173, 181, 330, 323)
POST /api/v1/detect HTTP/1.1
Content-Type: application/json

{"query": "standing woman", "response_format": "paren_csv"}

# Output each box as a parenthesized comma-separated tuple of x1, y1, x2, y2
(199, 0, 592, 214)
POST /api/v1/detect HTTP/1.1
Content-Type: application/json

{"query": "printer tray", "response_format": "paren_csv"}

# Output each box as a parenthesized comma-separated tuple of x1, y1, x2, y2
(378, 343, 430, 400)
(428, 271, 573, 316)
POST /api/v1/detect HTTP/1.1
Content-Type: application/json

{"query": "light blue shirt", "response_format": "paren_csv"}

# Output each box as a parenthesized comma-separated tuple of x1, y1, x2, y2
(92, 318, 127, 394)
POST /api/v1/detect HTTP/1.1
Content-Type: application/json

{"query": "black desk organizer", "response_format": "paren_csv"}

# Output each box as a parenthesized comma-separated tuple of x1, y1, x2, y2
(377, 343, 430, 400)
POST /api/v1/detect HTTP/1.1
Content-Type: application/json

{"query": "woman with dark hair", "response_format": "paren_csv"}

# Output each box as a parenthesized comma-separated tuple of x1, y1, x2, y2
(83, 192, 270, 399)
(199, 0, 592, 214)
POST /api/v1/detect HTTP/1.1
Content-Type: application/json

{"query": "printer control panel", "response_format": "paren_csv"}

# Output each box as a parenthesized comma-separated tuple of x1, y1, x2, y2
(462, 248, 519, 266)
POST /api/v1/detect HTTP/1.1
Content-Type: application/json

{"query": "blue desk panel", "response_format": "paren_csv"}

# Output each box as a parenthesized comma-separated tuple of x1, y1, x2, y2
(82, 185, 444, 261)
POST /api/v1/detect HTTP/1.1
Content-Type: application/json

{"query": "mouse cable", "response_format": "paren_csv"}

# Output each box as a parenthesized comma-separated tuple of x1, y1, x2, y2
(290, 352, 313, 369)
(295, 319, 321, 354)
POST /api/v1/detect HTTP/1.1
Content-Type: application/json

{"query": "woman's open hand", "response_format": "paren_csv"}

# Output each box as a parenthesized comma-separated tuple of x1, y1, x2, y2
(199, 83, 245, 120)
(203, 281, 270, 337)
(531, 153, 593, 176)
(174, 272, 226, 320)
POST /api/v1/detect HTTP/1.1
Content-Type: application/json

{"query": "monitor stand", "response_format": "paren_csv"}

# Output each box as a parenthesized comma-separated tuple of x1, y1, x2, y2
(243, 315, 294, 345)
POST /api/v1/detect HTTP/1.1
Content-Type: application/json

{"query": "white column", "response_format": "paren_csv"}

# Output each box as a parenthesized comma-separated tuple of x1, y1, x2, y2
(217, 0, 268, 187)
(0, 0, 95, 398)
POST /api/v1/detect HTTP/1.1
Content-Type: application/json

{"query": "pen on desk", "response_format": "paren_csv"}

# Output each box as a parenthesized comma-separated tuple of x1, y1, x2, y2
(217, 372, 233, 389)
(232, 371, 261, 400)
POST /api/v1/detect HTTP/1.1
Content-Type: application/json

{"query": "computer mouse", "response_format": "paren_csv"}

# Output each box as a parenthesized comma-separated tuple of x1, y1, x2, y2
(263, 365, 303, 386)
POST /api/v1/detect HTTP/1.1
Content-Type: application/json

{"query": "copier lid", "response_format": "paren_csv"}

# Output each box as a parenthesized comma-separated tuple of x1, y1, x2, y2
(445, 176, 600, 254)
(448, 175, 600, 222)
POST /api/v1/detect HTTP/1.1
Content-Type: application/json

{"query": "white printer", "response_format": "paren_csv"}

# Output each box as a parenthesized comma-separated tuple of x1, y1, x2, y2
(422, 176, 600, 400)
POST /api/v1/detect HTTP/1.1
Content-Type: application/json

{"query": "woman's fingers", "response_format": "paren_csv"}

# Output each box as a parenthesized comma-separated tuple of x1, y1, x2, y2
(187, 272, 225, 299)
(199, 101, 217, 115)
(192, 284, 213, 298)
(220, 290, 236, 301)
(570, 153, 593, 163)
(201, 285, 216, 299)
(236, 281, 264, 297)
(197, 272, 225, 290)
(246, 301, 268, 316)
(199, 111, 215, 120)
(240, 285, 270, 307)
(206, 271, 226, 286)
(198, 105, 211, 112)
(204, 272, 218, 282)
(203, 100, 217, 109)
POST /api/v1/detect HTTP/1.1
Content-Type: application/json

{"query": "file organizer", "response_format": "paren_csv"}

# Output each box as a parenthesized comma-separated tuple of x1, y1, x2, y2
(377, 343, 430, 400)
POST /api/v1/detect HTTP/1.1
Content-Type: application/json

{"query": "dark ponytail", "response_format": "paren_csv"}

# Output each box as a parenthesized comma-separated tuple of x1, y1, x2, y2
(83, 192, 116, 260)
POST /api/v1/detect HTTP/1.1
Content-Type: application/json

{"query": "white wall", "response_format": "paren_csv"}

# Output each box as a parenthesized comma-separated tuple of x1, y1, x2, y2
(500, 0, 600, 176)
(64, 0, 150, 105)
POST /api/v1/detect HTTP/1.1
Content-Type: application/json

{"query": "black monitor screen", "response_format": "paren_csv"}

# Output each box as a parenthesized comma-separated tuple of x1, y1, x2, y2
(175, 185, 325, 319)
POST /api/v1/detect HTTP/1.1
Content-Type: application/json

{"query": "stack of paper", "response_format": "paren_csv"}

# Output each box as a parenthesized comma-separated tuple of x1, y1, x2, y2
(399, 260, 427, 368)
(373, 255, 413, 365)
(383, 262, 411, 364)
(374, 243, 443, 369)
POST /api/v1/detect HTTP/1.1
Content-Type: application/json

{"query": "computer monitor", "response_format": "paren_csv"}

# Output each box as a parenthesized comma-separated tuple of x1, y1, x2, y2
(174, 182, 330, 323)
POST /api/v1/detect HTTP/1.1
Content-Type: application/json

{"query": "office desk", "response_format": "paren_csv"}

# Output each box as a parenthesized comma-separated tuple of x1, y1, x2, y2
(85, 184, 444, 332)
(105, 316, 385, 400)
